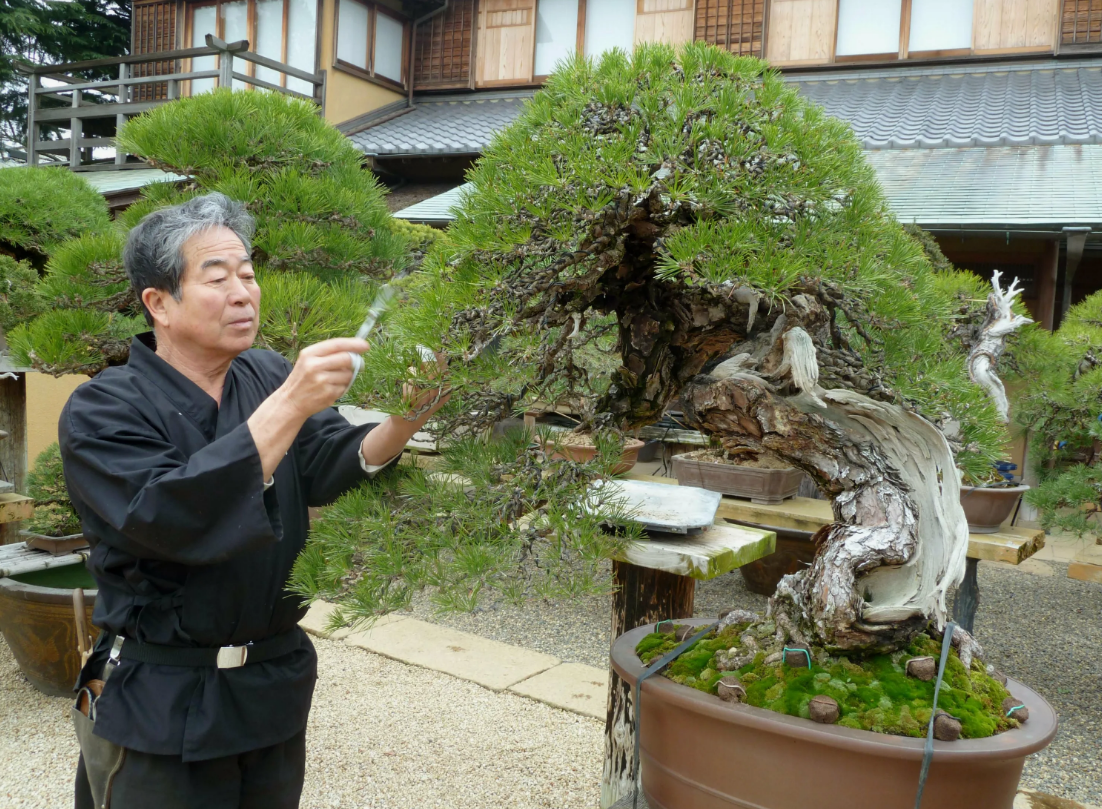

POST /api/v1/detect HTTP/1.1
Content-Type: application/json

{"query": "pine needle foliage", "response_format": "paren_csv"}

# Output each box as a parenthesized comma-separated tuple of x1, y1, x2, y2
(1015, 291, 1102, 539)
(0, 166, 109, 261)
(302, 43, 1020, 621)
(24, 442, 83, 537)
(14, 90, 406, 374)
(0, 255, 42, 333)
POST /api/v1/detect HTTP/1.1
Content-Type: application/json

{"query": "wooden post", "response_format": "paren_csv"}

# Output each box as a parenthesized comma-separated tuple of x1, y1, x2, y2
(69, 87, 81, 169)
(1036, 239, 1060, 331)
(0, 374, 27, 545)
(1060, 228, 1091, 321)
(601, 560, 695, 809)
(219, 49, 234, 89)
(115, 63, 128, 165)
(26, 74, 38, 167)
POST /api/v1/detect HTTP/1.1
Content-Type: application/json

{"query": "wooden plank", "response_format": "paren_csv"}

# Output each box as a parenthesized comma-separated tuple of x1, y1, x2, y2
(476, 0, 535, 86)
(764, 0, 834, 65)
(0, 494, 33, 526)
(635, 0, 695, 45)
(974, 0, 1058, 51)
(624, 472, 1047, 564)
(1067, 543, 1102, 584)
(614, 521, 775, 580)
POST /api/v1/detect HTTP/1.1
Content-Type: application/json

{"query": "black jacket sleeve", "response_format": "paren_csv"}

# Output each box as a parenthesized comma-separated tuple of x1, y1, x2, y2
(59, 389, 280, 566)
(295, 406, 397, 507)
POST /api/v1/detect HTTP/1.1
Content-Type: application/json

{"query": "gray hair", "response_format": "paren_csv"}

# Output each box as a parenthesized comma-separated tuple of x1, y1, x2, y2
(123, 192, 256, 325)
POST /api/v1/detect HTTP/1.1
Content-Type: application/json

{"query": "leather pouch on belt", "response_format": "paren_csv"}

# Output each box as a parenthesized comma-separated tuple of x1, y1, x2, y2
(72, 679, 125, 809)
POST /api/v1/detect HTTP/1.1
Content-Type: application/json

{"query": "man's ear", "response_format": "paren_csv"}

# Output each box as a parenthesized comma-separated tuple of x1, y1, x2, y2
(142, 287, 172, 329)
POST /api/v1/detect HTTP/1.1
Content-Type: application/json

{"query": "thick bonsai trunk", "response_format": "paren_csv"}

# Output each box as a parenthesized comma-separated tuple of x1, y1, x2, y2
(681, 364, 970, 655)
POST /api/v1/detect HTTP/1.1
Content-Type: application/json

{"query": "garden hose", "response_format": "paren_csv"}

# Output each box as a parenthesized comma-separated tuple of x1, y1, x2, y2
(914, 620, 958, 809)
(631, 621, 718, 809)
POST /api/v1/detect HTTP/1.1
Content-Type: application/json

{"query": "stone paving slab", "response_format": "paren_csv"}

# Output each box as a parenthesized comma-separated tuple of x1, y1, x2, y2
(1068, 544, 1102, 585)
(343, 615, 560, 691)
(298, 600, 357, 640)
(508, 662, 609, 720)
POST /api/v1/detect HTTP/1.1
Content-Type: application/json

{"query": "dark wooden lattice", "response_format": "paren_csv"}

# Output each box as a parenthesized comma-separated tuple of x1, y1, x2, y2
(1062, 0, 1102, 45)
(413, 0, 476, 91)
(694, 0, 765, 56)
(131, 0, 178, 101)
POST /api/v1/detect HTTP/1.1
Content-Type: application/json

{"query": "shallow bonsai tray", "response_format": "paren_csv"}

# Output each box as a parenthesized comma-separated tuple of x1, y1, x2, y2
(612, 619, 1057, 809)
(672, 453, 804, 505)
(20, 531, 89, 556)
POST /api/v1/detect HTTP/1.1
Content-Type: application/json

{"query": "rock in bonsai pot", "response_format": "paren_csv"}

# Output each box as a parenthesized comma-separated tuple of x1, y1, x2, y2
(672, 449, 805, 504)
(959, 483, 1030, 534)
(614, 620, 1057, 809)
(537, 430, 645, 475)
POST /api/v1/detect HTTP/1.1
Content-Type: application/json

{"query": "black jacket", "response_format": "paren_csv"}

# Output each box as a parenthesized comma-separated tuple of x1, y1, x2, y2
(60, 333, 385, 761)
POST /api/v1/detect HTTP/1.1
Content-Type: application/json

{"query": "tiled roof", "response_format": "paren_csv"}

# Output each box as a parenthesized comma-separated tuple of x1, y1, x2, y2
(78, 168, 187, 195)
(791, 59, 1102, 150)
(395, 144, 1102, 230)
(348, 92, 533, 156)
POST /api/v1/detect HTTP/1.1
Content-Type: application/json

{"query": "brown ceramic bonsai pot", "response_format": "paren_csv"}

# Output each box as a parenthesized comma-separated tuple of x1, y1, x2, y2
(959, 485, 1029, 534)
(0, 565, 99, 697)
(538, 433, 645, 475)
(20, 530, 89, 556)
(612, 620, 1057, 809)
(672, 452, 804, 504)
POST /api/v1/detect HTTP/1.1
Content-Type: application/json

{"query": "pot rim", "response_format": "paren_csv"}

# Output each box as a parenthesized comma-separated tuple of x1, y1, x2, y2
(0, 576, 98, 599)
(958, 485, 1030, 494)
(612, 619, 1057, 763)
(18, 530, 85, 541)
(671, 451, 799, 472)
(536, 434, 646, 450)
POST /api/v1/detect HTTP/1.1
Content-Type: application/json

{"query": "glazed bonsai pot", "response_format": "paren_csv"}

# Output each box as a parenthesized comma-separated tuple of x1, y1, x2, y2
(612, 620, 1057, 809)
(0, 565, 98, 697)
(672, 453, 804, 504)
(538, 434, 646, 475)
(959, 485, 1029, 534)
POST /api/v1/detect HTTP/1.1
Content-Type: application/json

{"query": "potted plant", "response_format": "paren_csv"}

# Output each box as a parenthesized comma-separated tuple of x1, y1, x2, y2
(20, 442, 87, 554)
(672, 445, 805, 504)
(959, 462, 1030, 534)
(290, 43, 1054, 807)
(538, 427, 646, 475)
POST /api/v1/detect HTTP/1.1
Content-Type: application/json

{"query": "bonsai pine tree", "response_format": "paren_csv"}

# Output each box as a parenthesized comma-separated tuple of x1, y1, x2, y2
(24, 442, 83, 537)
(0, 165, 110, 264)
(1015, 291, 1102, 542)
(9, 89, 408, 374)
(295, 43, 1025, 669)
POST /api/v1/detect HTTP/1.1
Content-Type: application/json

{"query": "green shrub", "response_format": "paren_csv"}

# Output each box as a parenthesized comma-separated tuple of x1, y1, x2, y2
(0, 166, 109, 260)
(0, 255, 43, 333)
(24, 443, 82, 537)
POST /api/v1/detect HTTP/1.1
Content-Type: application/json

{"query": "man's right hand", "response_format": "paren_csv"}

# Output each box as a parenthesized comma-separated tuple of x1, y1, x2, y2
(280, 338, 370, 419)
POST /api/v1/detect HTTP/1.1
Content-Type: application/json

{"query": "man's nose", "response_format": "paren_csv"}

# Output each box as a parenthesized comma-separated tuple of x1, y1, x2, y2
(227, 276, 251, 304)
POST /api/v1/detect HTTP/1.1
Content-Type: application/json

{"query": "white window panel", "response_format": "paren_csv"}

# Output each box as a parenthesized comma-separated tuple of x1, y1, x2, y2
(255, 0, 286, 86)
(374, 12, 404, 82)
(220, 0, 249, 88)
(909, 0, 973, 52)
(836, 0, 902, 57)
(286, 0, 317, 95)
(584, 0, 634, 59)
(191, 5, 217, 95)
(535, 0, 578, 76)
(337, 0, 369, 70)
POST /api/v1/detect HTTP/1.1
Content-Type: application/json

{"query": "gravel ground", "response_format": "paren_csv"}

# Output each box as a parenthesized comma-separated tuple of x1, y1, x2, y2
(410, 559, 1102, 807)
(0, 636, 602, 809)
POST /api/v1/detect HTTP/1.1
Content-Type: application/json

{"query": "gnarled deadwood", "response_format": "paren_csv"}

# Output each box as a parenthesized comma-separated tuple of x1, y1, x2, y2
(968, 272, 1032, 422)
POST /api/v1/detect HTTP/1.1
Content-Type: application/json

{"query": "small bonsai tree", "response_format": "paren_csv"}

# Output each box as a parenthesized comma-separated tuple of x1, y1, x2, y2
(24, 442, 82, 537)
(0, 165, 110, 264)
(9, 89, 409, 375)
(1015, 291, 1102, 542)
(294, 44, 1029, 672)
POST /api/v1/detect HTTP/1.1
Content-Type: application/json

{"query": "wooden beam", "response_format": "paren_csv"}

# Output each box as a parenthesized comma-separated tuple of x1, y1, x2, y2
(1036, 238, 1059, 330)
(0, 494, 33, 526)
(1060, 227, 1091, 319)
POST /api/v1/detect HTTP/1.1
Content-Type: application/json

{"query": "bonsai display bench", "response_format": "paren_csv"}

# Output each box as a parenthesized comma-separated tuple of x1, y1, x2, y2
(0, 540, 86, 578)
(624, 473, 1047, 634)
(601, 506, 775, 808)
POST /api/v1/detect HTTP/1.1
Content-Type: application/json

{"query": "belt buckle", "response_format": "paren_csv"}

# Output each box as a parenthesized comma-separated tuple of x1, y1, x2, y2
(216, 645, 248, 669)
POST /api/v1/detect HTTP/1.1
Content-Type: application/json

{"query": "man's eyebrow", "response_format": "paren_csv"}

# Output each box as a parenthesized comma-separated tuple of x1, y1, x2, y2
(200, 255, 254, 270)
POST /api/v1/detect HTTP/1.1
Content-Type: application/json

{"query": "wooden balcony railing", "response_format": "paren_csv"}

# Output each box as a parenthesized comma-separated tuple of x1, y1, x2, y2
(18, 34, 326, 172)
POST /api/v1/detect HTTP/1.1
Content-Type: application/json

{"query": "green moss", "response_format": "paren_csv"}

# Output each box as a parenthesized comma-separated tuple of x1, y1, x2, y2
(635, 626, 1019, 739)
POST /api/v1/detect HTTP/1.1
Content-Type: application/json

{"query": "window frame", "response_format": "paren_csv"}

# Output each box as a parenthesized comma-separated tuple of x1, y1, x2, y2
(185, 0, 318, 93)
(332, 0, 410, 91)
(833, 0, 975, 64)
(531, 0, 586, 82)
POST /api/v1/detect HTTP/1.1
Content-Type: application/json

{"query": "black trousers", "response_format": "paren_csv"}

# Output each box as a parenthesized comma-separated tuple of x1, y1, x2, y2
(75, 728, 307, 809)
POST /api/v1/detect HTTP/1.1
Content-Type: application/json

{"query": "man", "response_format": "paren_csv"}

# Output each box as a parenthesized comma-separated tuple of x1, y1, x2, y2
(60, 192, 446, 808)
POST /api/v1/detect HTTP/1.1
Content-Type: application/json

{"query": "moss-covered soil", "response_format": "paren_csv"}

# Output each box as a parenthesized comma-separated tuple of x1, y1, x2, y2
(636, 622, 1020, 738)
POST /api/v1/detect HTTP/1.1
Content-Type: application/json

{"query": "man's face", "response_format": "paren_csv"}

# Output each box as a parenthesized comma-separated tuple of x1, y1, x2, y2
(155, 226, 260, 359)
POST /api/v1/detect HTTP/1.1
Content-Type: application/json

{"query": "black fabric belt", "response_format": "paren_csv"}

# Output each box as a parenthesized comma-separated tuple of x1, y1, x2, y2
(111, 627, 303, 669)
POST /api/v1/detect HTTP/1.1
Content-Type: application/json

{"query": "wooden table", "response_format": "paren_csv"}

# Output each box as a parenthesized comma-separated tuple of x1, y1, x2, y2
(600, 519, 775, 808)
(626, 473, 1046, 634)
